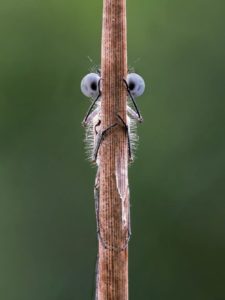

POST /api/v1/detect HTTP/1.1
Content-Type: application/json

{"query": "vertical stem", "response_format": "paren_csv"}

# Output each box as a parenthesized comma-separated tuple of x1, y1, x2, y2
(97, 0, 129, 299)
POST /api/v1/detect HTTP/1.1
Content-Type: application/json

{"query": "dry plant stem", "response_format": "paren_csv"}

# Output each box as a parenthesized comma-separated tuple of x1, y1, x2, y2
(97, 0, 129, 299)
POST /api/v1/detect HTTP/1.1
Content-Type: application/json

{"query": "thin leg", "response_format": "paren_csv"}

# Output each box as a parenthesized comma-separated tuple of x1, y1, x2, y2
(127, 105, 142, 122)
(82, 105, 100, 126)
(83, 79, 101, 124)
(92, 123, 118, 162)
(116, 114, 132, 161)
(123, 78, 143, 122)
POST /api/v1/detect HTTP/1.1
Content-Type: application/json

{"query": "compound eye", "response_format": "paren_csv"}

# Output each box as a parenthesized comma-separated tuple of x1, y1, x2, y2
(81, 73, 100, 98)
(127, 73, 145, 98)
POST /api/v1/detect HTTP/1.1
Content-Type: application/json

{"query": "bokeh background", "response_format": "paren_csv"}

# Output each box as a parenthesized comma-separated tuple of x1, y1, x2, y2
(0, 0, 225, 299)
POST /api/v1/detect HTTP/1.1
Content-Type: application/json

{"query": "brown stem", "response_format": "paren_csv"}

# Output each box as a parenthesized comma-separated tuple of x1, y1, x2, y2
(96, 0, 129, 299)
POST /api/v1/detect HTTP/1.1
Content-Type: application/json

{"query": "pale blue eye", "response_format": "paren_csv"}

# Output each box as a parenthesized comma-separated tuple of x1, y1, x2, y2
(81, 73, 100, 98)
(127, 73, 145, 98)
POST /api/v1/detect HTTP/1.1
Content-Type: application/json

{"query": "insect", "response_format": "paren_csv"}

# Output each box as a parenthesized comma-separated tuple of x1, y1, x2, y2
(81, 72, 145, 300)
(80, 71, 145, 249)
(80, 71, 145, 163)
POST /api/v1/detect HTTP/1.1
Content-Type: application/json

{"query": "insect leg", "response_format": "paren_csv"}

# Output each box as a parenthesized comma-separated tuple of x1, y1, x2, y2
(123, 78, 143, 122)
(127, 105, 142, 122)
(92, 122, 118, 162)
(82, 105, 101, 126)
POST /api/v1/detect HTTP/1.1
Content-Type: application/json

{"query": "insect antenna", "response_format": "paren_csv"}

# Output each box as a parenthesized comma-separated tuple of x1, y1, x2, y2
(87, 56, 101, 75)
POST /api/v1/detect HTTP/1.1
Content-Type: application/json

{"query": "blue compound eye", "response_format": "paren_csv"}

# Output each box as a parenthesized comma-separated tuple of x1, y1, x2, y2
(127, 73, 145, 98)
(81, 73, 100, 98)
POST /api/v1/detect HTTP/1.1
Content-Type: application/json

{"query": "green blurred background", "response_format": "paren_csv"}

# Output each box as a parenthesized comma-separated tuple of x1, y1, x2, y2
(0, 0, 225, 299)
